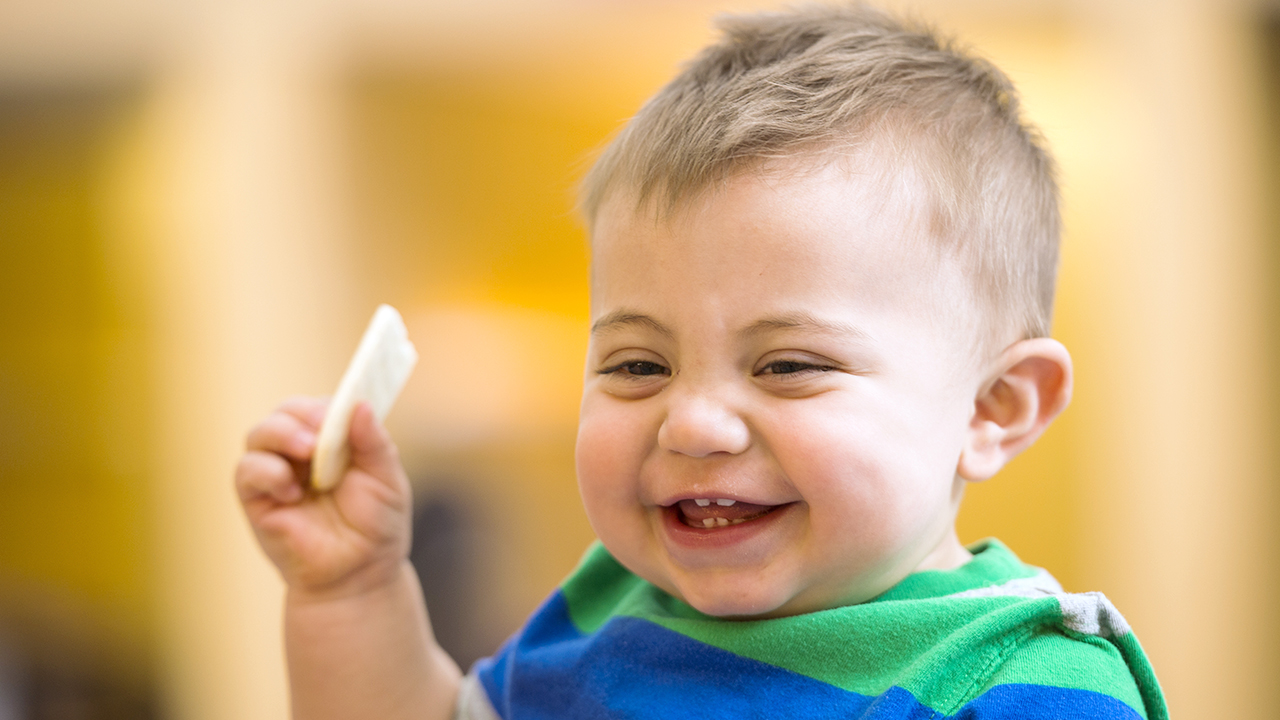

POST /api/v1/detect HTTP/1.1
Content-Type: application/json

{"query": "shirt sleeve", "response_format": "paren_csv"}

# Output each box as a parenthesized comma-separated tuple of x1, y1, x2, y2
(957, 626, 1151, 719)
(454, 668, 502, 720)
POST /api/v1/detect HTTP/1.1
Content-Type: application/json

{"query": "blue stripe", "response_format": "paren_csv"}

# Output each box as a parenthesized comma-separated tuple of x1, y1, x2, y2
(474, 591, 1142, 720)
(955, 684, 1143, 719)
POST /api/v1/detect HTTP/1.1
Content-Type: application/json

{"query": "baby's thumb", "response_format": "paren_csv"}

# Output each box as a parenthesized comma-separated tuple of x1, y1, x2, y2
(346, 402, 403, 483)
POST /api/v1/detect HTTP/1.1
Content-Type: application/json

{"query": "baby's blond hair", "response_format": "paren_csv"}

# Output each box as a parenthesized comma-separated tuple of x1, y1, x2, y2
(581, 3, 1060, 344)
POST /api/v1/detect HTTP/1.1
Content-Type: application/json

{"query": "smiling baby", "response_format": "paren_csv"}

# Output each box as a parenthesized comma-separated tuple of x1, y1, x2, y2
(236, 4, 1167, 719)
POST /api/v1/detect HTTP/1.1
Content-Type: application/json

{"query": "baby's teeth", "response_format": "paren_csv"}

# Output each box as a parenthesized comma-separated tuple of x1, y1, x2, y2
(702, 518, 716, 528)
(730, 518, 745, 525)
(715, 517, 729, 527)
(694, 499, 711, 507)
(716, 499, 736, 506)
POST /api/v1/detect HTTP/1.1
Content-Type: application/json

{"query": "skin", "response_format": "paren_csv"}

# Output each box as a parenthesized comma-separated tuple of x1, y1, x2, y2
(234, 156, 1072, 718)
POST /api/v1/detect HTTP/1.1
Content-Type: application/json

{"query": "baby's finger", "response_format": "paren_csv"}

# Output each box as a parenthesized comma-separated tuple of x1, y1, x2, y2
(275, 395, 329, 431)
(347, 402, 404, 485)
(235, 450, 305, 504)
(245, 412, 318, 460)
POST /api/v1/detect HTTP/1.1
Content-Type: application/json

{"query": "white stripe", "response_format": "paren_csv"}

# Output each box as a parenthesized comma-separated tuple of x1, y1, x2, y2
(1056, 592, 1132, 638)
(945, 570, 1131, 639)
(454, 671, 502, 720)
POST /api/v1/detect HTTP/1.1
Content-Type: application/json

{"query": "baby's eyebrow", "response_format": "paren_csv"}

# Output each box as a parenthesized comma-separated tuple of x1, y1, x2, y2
(740, 313, 873, 342)
(590, 310, 675, 338)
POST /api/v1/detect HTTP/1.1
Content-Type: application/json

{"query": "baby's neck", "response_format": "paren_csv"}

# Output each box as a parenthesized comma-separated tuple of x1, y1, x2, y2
(913, 528, 974, 573)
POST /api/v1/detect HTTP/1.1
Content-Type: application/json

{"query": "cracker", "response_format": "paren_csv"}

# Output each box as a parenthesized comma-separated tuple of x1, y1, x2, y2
(311, 304, 418, 491)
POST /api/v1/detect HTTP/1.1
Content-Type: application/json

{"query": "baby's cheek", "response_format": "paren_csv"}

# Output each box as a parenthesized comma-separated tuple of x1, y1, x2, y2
(575, 427, 621, 510)
(778, 426, 927, 549)
(575, 408, 651, 530)
(575, 417, 667, 590)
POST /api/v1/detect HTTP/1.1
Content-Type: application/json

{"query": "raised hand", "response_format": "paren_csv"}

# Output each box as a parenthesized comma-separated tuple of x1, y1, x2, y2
(236, 396, 413, 598)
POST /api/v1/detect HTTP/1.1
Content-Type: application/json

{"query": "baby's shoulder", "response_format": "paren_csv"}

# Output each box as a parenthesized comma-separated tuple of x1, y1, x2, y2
(941, 588, 1163, 719)
(895, 553, 1165, 720)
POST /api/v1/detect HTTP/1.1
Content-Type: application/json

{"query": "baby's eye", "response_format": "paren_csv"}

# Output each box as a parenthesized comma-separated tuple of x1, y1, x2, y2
(600, 360, 670, 378)
(757, 360, 835, 377)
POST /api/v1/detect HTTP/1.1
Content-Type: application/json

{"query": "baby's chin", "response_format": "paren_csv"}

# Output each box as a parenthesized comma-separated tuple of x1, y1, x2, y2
(657, 562, 900, 619)
(681, 592, 786, 619)
(660, 569, 837, 619)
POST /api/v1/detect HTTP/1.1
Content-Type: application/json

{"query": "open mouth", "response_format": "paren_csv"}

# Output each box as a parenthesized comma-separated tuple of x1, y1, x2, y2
(669, 498, 784, 529)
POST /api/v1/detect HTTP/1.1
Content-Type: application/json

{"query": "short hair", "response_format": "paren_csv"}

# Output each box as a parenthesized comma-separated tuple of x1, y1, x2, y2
(580, 3, 1060, 345)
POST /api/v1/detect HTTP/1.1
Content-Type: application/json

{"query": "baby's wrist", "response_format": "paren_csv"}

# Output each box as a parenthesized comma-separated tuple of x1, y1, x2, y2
(286, 557, 414, 608)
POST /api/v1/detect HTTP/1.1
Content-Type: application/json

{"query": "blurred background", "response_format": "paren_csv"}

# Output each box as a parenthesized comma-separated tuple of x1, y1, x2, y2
(0, 0, 1276, 717)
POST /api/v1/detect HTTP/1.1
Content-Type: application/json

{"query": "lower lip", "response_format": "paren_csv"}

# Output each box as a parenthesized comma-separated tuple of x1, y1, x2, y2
(659, 503, 796, 551)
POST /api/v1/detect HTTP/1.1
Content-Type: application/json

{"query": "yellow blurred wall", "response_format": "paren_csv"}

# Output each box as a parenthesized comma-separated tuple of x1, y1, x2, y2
(0, 85, 155, 710)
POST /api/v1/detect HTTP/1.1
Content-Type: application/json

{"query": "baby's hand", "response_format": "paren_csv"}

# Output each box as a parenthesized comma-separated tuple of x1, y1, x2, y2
(235, 396, 412, 598)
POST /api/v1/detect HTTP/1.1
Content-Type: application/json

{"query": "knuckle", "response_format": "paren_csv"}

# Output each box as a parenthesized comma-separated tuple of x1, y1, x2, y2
(235, 451, 261, 475)
(245, 416, 281, 447)
(243, 421, 267, 448)
(246, 414, 296, 451)
(234, 453, 263, 485)
(235, 451, 284, 488)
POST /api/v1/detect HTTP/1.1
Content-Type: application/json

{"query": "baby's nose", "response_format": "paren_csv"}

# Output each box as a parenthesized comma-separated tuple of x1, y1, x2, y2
(656, 389, 751, 458)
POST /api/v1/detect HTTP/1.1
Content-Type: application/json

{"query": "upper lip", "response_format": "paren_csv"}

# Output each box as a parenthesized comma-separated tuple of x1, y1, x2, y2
(655, 492, 785, 507)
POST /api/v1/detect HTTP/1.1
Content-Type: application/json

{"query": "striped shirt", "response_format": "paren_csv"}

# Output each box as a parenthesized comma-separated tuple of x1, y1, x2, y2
(456, 539, 1166, 720)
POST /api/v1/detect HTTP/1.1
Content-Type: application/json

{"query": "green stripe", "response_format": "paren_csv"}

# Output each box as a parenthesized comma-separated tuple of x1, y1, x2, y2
(561, 542, 647, 634)
(644, 596, 1015, 701)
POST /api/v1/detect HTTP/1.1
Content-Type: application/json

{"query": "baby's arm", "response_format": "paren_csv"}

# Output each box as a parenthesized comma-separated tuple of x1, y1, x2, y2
(236, 397, 461, 720)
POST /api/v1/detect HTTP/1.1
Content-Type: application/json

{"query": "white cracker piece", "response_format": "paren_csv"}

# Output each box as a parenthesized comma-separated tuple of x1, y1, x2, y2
(311, 304, 418, 491)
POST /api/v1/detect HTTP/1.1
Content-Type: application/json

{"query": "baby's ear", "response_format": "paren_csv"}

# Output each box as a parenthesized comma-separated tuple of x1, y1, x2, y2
(957, 338, 1073, 482)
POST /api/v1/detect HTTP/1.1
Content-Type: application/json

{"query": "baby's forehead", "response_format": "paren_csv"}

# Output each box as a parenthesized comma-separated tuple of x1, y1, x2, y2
(591, 147, 946, 268)
(598, 162, 974, 300)
(586, 152, 1008, 370)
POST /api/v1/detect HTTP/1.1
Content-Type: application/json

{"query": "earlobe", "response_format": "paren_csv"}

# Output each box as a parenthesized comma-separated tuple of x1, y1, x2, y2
(956, 338, 1073, 482)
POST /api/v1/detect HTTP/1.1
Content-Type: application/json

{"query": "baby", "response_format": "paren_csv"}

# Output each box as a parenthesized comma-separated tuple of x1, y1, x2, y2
(236, 5, 1167, 719)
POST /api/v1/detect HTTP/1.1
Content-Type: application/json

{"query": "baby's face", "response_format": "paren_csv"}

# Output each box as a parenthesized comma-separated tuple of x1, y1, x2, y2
(577, 159, 984, 618)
